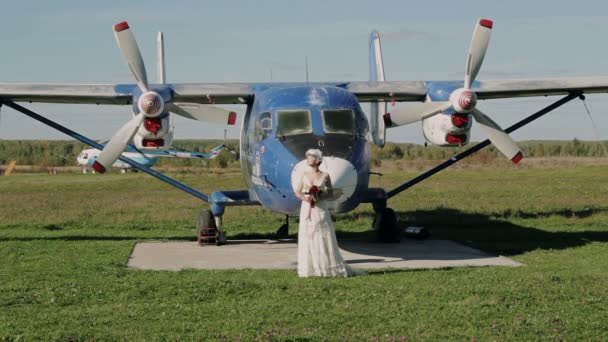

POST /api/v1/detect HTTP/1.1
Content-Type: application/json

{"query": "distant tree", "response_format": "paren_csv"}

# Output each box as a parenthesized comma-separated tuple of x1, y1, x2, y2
(534, 143, 545, 157)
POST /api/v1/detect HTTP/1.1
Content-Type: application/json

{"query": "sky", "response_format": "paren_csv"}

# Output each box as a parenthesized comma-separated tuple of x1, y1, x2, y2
(1, 0, 608, 144)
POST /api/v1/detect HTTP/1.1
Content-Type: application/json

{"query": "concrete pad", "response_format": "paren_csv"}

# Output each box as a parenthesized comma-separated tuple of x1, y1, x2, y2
(128, 239, 522, 271)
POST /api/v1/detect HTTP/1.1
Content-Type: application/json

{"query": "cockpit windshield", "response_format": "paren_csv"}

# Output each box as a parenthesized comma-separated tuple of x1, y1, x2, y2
(276, 110, 312, 136)
(323, 109, 355, 134)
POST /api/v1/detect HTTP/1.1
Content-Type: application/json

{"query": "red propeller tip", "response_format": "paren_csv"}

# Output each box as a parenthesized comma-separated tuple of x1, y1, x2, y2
(92, 161, 106, 174)
(114, 21, 130, 32)
(511, 151, 523, 164)
(479, 19, 493, 29)
(228, 112, 237, 125)
(383, 113, 393, 127)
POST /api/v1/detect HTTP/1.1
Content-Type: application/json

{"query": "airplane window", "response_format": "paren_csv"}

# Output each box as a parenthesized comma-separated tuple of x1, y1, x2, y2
(323, 109, 354, 134)
(276, 110, 312, 136)
(255, 112, 272, 141)
(260, 117, 272, 131)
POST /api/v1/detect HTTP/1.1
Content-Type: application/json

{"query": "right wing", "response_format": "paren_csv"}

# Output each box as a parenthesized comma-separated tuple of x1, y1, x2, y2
(475, 77, 608, 99)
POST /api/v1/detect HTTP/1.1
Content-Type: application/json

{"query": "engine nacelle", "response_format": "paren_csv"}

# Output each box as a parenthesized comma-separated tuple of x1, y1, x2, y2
(422, 113, 472, 147)
(133, 113, 174, 150)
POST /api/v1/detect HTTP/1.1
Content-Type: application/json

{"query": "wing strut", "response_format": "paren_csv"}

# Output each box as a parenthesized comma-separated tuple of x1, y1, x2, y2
(386, 91, 583, 199)
(0, 100, 209, 202)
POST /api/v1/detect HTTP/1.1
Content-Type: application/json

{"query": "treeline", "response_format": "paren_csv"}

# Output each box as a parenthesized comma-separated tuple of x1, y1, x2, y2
(0, 140, 240, 168)
(0, 139, 606, 167)
(371, 139, 608, 165)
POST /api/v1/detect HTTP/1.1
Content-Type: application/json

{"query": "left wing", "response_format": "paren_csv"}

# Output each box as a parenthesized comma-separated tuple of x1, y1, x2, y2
(0, 84, 132, 105)
(0, 83, 257, 105)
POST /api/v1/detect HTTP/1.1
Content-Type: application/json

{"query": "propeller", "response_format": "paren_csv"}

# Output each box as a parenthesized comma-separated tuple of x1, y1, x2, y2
(387, 18, 523, 163)
(92, 22, 235, 173)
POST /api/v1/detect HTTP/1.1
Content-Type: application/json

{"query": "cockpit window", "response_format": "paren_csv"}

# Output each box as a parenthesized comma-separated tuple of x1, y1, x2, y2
(276, 110, 312, 136)
(323, 109, 355, 134)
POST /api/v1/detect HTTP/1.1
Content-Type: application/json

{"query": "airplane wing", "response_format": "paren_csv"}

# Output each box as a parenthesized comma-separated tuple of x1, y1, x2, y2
(348, 77, 608, 102)
(0, 83, 256, 105)
(0, 82, 423, 105)
(475, 77, 608, 99)
(2, 77, 608, 106)
(0, 84, 132, 105)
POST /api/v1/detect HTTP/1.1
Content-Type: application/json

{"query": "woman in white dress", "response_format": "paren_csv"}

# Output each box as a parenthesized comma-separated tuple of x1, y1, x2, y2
(294, 149, 356, 277)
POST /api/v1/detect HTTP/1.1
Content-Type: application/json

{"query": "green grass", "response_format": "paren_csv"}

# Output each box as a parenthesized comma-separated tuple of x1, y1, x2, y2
(1, 162, 608, 340)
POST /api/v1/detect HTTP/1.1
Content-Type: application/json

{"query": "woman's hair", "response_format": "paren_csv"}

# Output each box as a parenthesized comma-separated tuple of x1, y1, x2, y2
(305, 149, 323, 165)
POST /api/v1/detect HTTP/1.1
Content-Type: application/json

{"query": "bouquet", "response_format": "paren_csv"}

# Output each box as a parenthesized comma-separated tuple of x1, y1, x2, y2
(306, 185, 321, 208)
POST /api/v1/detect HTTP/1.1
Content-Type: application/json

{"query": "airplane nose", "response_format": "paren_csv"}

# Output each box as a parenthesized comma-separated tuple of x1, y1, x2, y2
(291, 157, 358, 208)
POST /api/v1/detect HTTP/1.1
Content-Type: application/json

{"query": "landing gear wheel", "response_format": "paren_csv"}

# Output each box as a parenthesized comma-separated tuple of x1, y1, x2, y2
(216, 231, 227, 246)
(275, 215, 289, 239)
(373, 208, 401, 243)
(197, 209, 216, 229)
(275, 224, 289, 239)
(197, 209, 218, 246)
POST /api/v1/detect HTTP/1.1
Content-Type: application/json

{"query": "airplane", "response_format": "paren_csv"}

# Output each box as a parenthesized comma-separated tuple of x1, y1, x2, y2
(1, 18, 608, 244)
(77, 144, 227, 173)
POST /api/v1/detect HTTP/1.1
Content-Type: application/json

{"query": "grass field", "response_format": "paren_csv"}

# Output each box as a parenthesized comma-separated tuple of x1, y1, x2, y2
(1, 159, 607, 340)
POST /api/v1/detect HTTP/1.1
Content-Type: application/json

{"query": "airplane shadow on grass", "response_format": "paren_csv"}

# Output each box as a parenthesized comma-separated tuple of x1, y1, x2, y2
(336, 207, 608, 257)
(2, 208, 607, 258)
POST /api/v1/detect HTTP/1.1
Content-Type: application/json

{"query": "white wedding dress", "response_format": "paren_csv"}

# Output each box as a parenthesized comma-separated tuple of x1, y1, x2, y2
(297, 173, 355, 277)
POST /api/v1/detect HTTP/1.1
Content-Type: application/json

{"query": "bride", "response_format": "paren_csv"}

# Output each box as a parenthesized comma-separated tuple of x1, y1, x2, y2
(294, 149, 358, 277)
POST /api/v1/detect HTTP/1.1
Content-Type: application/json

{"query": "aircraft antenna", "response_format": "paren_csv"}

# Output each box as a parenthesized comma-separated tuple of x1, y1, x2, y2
(305, 56, 309, 84)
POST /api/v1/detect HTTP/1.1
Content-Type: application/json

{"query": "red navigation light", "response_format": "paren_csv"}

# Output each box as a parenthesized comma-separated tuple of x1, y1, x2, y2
(445, 134, 467, 145)
(451, 114, 469, 128)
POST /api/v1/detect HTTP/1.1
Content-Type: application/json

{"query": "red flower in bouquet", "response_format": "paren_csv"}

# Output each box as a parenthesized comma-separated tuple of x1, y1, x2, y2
(308, 185, 321, 208)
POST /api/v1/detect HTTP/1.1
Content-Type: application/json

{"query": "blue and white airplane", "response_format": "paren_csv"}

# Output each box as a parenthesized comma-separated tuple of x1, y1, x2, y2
(77, 144, 226, 173)
(2, 18, 608, 243)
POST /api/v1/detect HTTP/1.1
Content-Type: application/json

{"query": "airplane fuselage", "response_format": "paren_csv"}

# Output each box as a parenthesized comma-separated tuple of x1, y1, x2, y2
(239, 86, 371, 215)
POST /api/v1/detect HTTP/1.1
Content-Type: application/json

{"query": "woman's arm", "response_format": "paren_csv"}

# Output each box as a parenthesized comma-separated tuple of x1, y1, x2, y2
(295, 175, 305, 201)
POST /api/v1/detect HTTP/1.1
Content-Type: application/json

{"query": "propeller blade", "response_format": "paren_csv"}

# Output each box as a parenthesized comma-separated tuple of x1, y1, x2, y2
(472, 109, 523, 163)
(464, 18, 493, 89)
(92, 113, 145, 173)
(168, 103, 237, 126)
(386, 101, 452, 126)
(113, 21, 149, 92)
(157, 32, 166, 84)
